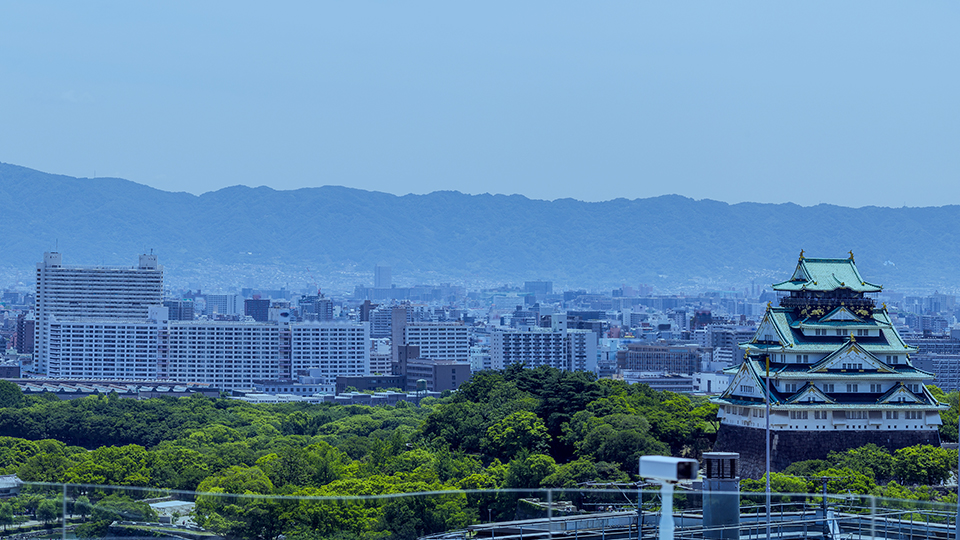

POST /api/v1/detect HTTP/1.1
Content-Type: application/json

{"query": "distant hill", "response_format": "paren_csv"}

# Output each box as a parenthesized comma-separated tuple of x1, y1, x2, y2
(1, 162, 958, 294)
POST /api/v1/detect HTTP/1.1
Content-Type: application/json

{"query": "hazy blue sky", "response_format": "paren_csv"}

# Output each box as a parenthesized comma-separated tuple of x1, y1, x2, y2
(2, 2, 957, 207)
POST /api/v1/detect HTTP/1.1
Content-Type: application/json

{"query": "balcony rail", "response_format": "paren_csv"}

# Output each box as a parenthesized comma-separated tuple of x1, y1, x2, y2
(3, 482, 959, 540)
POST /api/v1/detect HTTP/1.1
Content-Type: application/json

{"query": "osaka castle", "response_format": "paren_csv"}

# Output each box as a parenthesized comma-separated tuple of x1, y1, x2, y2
(712, 252, 947, 477)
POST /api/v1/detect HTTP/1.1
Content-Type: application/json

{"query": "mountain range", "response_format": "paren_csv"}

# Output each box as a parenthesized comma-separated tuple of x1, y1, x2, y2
(1, 162, 957, 295)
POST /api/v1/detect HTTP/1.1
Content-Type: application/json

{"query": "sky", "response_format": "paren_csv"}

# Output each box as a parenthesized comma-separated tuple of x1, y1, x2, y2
(1, 2, 958, 207)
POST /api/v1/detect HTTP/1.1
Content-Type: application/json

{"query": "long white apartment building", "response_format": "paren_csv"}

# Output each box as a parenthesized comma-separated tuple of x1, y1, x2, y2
(36, 252, 163, 373)
(291, 322, 369, 379)
(490, 326, 598, 372)
(34, 252, 368, 389)
(46, 312, 369, 389)
(403, 322, 469, 362)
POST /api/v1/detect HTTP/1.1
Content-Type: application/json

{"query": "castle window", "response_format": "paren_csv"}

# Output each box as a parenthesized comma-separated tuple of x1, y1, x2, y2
(845, 411, 867, 420)
(870, 384, 882, 393)
(846, 384, 858, 393)
(814, 411, 828, 420)
(886, 411, 898, 419)
(836, 330, 844, 336)
(784, 383, 798, 393)
(823, 383, 835, 393)
(740, 385, 753, 394)
(790, 411, 808, 420)
(905, 411, 922, 420)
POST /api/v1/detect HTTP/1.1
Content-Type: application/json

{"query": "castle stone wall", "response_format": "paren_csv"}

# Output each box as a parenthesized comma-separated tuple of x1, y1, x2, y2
(713, 425, 941, 478)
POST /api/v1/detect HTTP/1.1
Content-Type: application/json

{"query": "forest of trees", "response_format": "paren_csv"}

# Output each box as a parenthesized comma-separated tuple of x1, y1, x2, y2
(0, 368, 956, 540)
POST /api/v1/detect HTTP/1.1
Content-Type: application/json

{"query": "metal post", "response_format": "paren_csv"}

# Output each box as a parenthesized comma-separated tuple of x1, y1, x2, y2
(547, 489, 553, 540)
(637, 485, 642, 540)
(765, 354, 772, 540)
(657, 482, 674, 540)
(62, 483, 67, 540)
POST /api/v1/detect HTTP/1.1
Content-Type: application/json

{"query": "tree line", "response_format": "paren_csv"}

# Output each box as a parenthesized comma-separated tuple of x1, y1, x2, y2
(0, 372, 957, 540)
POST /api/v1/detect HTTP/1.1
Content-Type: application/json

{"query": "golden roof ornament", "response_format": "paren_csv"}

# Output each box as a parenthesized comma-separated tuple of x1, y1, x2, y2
(848, 250, 855, 262)
(799, 249, 805, 260)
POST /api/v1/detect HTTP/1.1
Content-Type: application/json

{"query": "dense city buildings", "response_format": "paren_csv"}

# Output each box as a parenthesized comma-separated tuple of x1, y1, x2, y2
(713, 254, 947, 475)
(6, 249, 960, 405)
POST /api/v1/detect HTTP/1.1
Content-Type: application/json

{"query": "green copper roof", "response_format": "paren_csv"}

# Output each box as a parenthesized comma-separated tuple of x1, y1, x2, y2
(742, 307, 917, 354)
(772, 256, 882, 293)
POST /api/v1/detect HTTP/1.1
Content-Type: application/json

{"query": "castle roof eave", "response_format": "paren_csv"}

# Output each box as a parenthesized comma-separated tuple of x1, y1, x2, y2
(772, 257, 882, 293)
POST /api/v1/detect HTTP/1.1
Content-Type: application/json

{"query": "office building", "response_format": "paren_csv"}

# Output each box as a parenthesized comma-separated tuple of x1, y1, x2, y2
(204, 294, 243, 317)
(163, 300, 195, 321)
(375, 265, 392, 289)
(617, 343, 710, 375)
(402, 322, 470, 363)
(245, 299, 270, 322)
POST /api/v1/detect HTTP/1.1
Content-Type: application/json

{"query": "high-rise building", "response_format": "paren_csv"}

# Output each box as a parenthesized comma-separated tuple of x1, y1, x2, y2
(15, 312, 34, 354)
(712, 254, 947, 477)
(34, 252, 163, 375)
(204, 294, 243, 317)
(298, 294, 334, 322)
(163, 299, 195, 321)
(245, 298, 270, 322)
(375, 265, 392, 289)
(524, 280, 553, 297)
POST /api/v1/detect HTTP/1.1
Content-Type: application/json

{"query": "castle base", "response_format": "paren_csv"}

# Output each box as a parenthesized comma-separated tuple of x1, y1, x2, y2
(713, 425, 941, 478)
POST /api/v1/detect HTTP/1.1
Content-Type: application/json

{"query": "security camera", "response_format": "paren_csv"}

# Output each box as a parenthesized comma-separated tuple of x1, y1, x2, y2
(639, 456, 698, 482)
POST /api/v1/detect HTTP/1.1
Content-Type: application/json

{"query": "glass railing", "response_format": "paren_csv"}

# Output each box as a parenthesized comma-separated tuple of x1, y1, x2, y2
(3, 482, 959, 540)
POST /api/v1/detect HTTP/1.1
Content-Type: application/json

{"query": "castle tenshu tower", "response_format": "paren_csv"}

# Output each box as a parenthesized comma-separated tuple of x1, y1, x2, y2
(712, 252, 947, 477)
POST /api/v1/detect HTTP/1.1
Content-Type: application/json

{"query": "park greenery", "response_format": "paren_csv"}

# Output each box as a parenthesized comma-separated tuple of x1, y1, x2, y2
(0, 371, 956, 540)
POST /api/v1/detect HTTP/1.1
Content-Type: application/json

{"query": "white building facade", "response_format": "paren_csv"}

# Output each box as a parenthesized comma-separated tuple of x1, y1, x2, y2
(35, 252, 163, 374)
(491, 327, 598, 372)
(403, 322, 469, 362)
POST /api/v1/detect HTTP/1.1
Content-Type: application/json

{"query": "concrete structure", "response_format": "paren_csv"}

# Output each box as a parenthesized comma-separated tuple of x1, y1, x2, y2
(401, 358, 471, 392)
(290, 321, 369, 380)
(374, 265, 392, 289)
(163, 299, 195, 321)
(335, 374, 407, 394)
(298, 294, 334, 321)
(622, 371, 695, 393)
(244, 298, 270, 322)
(617, 343, 710, 375)
(15, 312, 34, 354)
(369, 337, 392, 374)
(35, 252, 163, 375)
(402, 322, 469, 362)
(713, 254, 947, 476)
(203, 294, 242, 317)
(37, 313, 368, 391)
(491, 326, 598, 372)
(8, 379, 219, 400)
